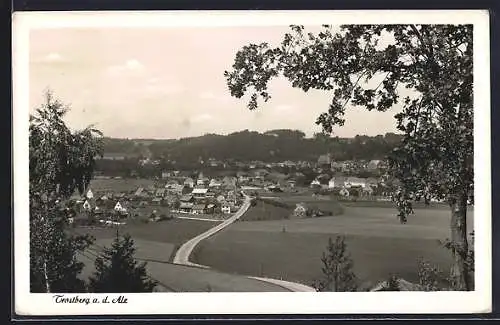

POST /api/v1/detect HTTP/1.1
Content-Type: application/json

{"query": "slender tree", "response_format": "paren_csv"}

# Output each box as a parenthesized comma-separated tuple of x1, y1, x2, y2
(30, 90, 103, 292)
(88, 233, 157, 293)
(225, 24, 473, 290)
(313, 236, 358, 292)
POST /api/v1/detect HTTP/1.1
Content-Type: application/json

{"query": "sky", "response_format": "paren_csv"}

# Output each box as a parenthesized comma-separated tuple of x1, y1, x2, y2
(29, 26, 400, 139)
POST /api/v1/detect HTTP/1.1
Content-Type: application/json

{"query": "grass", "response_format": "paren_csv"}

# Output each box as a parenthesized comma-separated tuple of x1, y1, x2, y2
(192, 206, 474, 290)
(77, 241, 290, 292)
(89, 178, 157, 192)
(71, 218, 219, 249)
(240, 200, 292, 221)
(339, 199, 452, 210)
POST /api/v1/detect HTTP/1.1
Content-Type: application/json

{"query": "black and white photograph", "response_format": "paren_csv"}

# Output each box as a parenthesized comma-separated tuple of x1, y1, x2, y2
(13, 10, 491, 315)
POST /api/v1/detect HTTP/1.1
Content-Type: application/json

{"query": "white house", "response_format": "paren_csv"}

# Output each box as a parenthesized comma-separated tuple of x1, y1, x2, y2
(310, 179, 321, 187)
(86, 189, 94, 200)
(221, 203, 232, 214)
(191, 188, 209, 199)
(209, 179, 222, 188)
(328, 178, 336, 189)
(293, 203, 307, 218)
(339, 188, 350, 197)
(114, 201, 126, 213)
(344, 177, 367, 189)
(82, 200, 91, 211)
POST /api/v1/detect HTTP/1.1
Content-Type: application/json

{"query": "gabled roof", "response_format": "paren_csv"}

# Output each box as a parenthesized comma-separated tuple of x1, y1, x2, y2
(192, 188, 209, 194)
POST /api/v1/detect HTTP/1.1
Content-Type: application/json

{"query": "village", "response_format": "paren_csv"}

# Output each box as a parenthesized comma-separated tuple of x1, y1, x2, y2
(68, 152, 412, 228)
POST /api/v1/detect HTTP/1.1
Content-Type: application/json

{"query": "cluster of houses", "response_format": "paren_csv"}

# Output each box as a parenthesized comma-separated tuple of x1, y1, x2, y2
(70, 172, 246, 226)
(317, 154, 388, 173)
(310, 174, 392, 198)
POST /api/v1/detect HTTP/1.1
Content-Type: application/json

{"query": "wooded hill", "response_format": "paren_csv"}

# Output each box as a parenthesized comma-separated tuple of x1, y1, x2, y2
(101, 130, 403, 163)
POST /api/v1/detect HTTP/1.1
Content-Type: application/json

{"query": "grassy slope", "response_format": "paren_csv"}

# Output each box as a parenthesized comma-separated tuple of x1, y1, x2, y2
(192, 206, 474, 290)
(72, 218, 219, 246)
(78, 241, 289, 292)
(89, 178, 157, 192)
(75, 218, 289, 292)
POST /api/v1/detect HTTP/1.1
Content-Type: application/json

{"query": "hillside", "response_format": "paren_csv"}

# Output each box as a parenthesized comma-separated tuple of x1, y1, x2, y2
(99, 130, 403, 164)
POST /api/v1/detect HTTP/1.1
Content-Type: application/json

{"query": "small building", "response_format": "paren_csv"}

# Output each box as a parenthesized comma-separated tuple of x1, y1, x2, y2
(86, 189, 94, 200)
(328, 178, 336, 189)
(344, 177, 367, 189)
(180, 202, 194, 213)
(293, 203, 307, 218)
(339, 188, 350, 197)
(310, 179, 321, 188)
(152, 197, 162, 205)
(193, 204, 206, 214)
(114, 201, 127, 213)
(82, 200, 92, 211)
(205, 204, 216, 214)
(155, 188, 166, 198)
(191, 188, 209, 199)
(221, 203, 232, 214)
(184, 177, 195, 188)
(209, 179, 222, 188)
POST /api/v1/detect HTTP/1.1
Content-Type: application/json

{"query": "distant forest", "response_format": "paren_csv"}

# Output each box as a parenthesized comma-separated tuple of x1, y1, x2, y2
(100, 129, 403, 164)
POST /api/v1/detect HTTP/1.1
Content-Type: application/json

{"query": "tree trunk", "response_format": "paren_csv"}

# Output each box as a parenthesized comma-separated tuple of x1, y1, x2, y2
(43, 260, 51, 293)
(450, 193, 470, 290)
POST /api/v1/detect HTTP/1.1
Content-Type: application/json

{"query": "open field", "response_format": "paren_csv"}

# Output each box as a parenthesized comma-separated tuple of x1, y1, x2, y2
(240, 200, 292, 221)
(72, 218, 219, 261)
(77, 239, 289, 292)
(192, 206, 474, 290)
(89, 178, 157, 192)
(73, 217, 289, 292)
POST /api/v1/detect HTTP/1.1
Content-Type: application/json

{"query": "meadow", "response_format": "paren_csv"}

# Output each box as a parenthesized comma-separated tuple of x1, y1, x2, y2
(72, 218, 219, 261)
(73, 217, 290, 292)
(77, 239, 289, 292)
(191, 206, 475, 290)
(89, 178, 157, 192)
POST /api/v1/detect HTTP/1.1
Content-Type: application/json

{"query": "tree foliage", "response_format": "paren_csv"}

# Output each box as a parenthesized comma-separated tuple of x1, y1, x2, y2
(313, 236, 358, 292)
(30, 90, 103, 292)
(88, 233, 157, 293)
(225, 24, 473, 290)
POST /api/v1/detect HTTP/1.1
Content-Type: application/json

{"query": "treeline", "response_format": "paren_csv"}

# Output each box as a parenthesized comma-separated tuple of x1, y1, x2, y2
(101, 130, 403, 163)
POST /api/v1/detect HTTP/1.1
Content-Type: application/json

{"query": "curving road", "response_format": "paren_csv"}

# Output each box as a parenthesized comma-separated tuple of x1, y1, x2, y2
(172, 192, 317, 292)
(173, 193, 252, 266)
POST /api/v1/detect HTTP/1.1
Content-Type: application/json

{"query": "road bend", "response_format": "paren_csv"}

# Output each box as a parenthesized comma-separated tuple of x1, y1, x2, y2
(172, 192, 317, 292)
(173, 192, 251, 266)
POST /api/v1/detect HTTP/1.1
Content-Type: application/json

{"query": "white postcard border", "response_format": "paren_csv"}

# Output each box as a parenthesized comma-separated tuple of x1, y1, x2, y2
(13, 10, 491, 315)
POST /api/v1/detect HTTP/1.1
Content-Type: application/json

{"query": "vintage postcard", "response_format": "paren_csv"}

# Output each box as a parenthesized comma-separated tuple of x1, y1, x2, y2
(13, 10, 491, 316)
